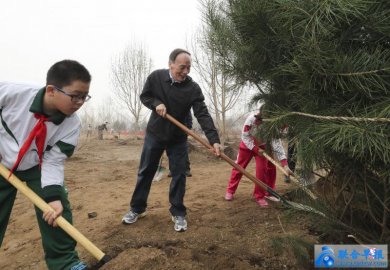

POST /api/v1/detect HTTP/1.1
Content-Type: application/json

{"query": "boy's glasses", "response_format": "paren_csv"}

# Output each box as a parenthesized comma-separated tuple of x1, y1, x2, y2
(54, 86, 91, 103)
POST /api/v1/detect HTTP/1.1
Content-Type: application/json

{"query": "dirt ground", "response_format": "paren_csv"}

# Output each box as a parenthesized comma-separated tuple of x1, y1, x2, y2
(0, 133, 318, 270)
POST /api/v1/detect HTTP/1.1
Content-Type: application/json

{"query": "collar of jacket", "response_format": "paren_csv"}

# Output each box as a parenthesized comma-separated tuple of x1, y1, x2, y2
(165, 69, 192, 85)
(29, 87, 67, 125)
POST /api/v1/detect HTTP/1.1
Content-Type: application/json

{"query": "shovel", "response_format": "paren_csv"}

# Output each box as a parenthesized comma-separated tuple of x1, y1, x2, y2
(165, 114, 324, 215)
(256, 149, 317, 200)
(0, 163, 111, 268)
(153, 156, 166, 182)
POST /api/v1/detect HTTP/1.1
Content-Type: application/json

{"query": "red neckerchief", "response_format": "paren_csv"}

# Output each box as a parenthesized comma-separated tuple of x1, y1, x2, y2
(9, 113, 49, 178)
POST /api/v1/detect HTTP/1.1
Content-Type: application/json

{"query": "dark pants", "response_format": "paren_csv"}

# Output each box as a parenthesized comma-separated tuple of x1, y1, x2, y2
(287, 144, 296, 172)
(130, 133, 188, 216)
(0, 166, 82, 270)
(185, 141, 191, 172)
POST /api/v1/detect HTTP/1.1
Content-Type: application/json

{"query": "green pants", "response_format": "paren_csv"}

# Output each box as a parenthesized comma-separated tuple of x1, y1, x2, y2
(0, 166, 84, 270)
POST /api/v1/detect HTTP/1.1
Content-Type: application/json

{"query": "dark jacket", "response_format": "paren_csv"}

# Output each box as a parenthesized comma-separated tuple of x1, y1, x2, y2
(140, 69, 220, 145)
(185, 112, 193, 129)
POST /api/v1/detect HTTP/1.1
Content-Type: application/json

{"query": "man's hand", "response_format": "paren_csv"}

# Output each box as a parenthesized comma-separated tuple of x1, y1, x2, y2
(213, 143, 222, 156)
(43, 200, 63, 227)
(156, 104, 167, 117)
(283, 165, 293, 176)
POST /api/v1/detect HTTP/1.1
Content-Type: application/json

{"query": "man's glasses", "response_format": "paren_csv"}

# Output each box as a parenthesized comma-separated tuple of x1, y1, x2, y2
(54, 86, 91, 103)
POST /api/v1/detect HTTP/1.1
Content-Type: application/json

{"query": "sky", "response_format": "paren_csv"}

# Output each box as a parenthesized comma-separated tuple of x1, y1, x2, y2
(0, 0, 202, 107)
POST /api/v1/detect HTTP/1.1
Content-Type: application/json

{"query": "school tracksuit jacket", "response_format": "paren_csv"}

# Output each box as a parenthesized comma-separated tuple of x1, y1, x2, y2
(226, 112, 288, 200)
(0, 82, 87, 270)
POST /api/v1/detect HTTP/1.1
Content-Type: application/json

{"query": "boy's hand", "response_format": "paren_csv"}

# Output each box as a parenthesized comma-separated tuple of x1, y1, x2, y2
(43, 200, 63, 227)
(283, 165, 293, 176)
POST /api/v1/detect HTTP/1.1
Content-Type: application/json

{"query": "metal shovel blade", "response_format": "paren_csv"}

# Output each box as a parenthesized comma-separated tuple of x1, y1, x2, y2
(153, 166, 166, 182)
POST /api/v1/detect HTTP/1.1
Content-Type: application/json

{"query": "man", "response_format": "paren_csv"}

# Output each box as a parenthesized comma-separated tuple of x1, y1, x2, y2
(97, 121, 108, 140)
(0, 60, 91, 270)
(122, 48, 221, 232)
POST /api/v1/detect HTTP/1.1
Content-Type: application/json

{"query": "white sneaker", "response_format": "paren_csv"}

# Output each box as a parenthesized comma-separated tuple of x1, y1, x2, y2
(224, 192, 234, 201)
(122, 210, 146, 224)
(171, 216, 187, 232)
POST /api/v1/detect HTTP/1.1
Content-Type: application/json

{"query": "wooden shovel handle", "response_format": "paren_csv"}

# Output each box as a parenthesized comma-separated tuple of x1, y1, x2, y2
(165, 114, 275, 195)
(0, 163, 111, 265)
(256, 149, 317, 200)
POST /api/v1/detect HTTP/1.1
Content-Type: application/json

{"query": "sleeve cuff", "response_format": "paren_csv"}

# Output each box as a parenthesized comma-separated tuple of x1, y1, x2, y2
(43, 185, 63, 203)
(152, 100, 163, 109)
(280, 159, 288, 167)
(210, 139, 221, 146)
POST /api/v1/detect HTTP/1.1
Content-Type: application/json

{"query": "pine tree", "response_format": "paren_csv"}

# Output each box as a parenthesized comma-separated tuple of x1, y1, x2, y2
(208, 0, 390, 243)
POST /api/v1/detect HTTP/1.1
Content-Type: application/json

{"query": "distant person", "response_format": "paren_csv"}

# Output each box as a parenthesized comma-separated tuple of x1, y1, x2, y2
(122, 48, 221, 232)
(0, 60, 92, 270)
(224, 105, 292, 207)
(97, 121, 108, 140)
(87, 124, 92, 138)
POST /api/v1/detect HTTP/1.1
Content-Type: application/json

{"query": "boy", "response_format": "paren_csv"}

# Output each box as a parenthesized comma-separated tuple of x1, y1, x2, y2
(224, 105, 292, 207)
(0, 60, 91, 270)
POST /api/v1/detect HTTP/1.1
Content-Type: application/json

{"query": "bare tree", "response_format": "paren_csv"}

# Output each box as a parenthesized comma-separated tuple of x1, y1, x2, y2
(79, 102, 96, 131)
(189, 2, 244, 146)
(95, 96, 116, 125)
(111, 42, 153, 130)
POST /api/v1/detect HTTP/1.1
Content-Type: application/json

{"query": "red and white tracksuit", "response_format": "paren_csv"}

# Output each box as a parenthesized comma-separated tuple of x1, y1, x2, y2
(226, 113, 287, 200)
